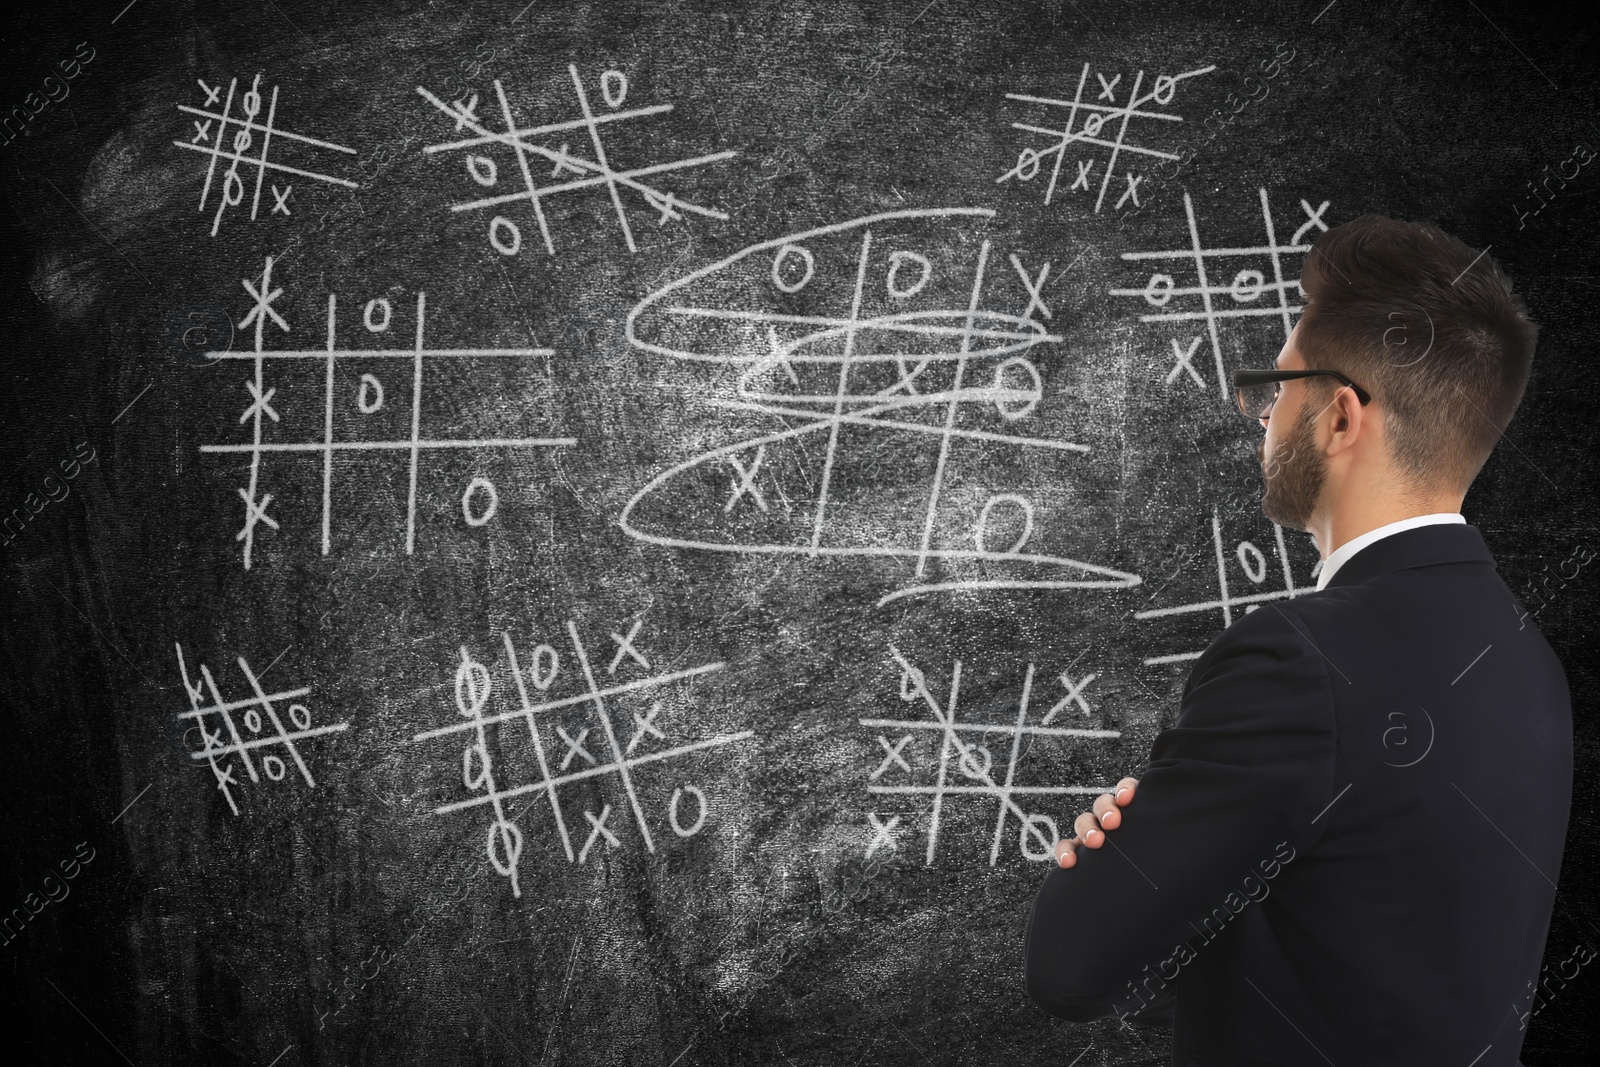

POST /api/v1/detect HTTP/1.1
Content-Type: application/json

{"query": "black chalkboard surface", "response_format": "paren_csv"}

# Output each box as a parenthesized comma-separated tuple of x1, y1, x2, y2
(3, 1, 1597, 1064)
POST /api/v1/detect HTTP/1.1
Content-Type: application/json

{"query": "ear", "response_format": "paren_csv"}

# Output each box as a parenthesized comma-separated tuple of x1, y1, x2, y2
(1322, 385, 1370, 459)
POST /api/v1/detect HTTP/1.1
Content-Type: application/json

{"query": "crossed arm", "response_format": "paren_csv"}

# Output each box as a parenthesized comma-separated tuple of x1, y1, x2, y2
(1022, 605, 1339, 1023)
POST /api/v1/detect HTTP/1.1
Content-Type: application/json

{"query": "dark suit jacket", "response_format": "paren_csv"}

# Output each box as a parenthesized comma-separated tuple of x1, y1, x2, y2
(1024, 523, 1572, 1065)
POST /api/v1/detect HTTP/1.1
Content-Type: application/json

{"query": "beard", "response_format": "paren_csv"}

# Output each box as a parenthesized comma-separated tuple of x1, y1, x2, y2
(1259, 401, 1326, 531)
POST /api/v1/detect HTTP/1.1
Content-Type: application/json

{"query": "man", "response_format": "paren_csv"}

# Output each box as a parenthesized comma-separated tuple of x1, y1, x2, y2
(1024, 215, 1571, 1065)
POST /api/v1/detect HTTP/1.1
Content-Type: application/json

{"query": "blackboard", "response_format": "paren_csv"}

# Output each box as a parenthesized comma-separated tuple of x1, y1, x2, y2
(3, 1, 1597, 1063)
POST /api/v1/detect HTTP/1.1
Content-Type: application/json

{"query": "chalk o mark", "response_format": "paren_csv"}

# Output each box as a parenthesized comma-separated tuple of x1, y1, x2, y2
(242, 81, 263, 120)
(1153, 74, 1179, 104)
(289, 703, 311, 730)
(244, 708, 263, 734)
(771, 243, 815, 294)
(455, 648, 492, 719)
(1230, 269, 1265, 302)
(1083, 113, 1106, 137)
(1143, 273, 1175, 307)
(486, 819, 524, 888)
(1237, 540, 1267, 584)
(466, 154, 498, 187)
(490, 215, 522, 256)
(364, 297, 392, 332)
(1013, 146, 1044, 181)
(886, 250, 933, 299)
(462, 741, 491, 790)
(263, 754, 287, 781)
(601, 70, 629, 109)
(1020, 813, 1059, 860)
(462, 476, 498, 527)
(975, 493, 1035, 557)
(959, 743, 993, 780)
(221, 168, 246, 210)
(527, 643, 560, 691)
(357, 373, 385, 414)
(669, 784, 708, 836)
(992, 356, 1043, 421)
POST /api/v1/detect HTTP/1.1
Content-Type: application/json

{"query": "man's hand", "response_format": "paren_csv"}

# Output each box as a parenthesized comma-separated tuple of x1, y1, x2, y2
(1053, 777, 1139, 869)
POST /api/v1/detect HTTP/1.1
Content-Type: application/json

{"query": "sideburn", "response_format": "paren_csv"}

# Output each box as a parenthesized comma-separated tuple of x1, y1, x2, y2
(1260, 400, 1326, 532)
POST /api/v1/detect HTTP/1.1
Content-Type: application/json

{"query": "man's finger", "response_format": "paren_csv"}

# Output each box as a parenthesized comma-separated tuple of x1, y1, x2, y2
(1114, 777, 1140, 805)
(1054, 837, 1078, 868)
(1093, 792, 1121, 830)
(1073, 811, 1105, 846)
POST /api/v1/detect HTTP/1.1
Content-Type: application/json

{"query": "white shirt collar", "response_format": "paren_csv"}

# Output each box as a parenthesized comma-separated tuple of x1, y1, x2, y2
(1314, 513, 1466, 590)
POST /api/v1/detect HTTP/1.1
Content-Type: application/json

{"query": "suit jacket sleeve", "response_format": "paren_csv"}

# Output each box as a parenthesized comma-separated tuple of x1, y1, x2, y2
(1023, 603, 1338, 1022)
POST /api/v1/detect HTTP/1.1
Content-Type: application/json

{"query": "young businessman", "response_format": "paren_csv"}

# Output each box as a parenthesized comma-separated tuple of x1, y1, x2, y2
(1024, 215, 1572, 1065)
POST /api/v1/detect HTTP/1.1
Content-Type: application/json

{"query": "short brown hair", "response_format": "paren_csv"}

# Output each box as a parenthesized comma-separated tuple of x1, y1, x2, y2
(1295, 215, 1538, 493)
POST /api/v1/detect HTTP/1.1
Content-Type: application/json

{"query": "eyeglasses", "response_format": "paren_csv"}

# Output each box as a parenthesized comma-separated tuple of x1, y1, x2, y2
(1231, 368, 1372, 421)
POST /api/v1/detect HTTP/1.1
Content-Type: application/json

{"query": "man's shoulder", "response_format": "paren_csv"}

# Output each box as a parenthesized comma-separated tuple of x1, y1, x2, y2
(1201, 592, 1356, 657)
(1183, 598, 1339, 700)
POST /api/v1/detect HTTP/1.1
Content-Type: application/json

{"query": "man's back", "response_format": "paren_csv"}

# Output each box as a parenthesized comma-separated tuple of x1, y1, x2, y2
(1024, 523, 1573, 1065)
